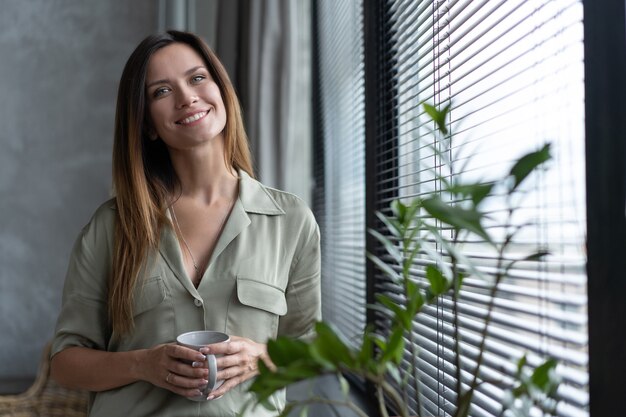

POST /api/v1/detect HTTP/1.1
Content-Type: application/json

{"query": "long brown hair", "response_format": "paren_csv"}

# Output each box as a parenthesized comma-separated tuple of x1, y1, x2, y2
(110, 30, 254, 336)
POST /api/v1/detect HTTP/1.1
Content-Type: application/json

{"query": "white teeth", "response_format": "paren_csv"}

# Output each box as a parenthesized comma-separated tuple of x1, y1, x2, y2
(179, 111, 207, 125)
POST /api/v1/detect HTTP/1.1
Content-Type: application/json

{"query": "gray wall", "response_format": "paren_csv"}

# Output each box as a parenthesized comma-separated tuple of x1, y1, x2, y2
(0, 1, 157, 379)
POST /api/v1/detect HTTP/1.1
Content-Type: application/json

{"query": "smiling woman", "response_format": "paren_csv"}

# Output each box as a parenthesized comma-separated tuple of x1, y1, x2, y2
(146, 44, 227, 149)
(47, 31, 321, 417)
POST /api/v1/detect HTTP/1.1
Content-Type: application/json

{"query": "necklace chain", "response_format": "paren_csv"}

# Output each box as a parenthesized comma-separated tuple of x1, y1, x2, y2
(170, 205, 201, 274)
(170, 198, 235, 280)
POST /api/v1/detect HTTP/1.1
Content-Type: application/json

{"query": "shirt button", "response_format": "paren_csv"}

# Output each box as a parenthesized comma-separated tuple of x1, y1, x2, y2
(194, 299, 203, 307)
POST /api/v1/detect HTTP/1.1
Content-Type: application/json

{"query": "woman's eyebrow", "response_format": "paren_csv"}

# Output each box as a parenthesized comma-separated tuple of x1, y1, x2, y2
(146, 66, 207, 89)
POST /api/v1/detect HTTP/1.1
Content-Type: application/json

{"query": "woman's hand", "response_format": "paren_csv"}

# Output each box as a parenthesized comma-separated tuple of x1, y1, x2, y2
(204, 336, 274, 399)
(137, 343, 211, 398)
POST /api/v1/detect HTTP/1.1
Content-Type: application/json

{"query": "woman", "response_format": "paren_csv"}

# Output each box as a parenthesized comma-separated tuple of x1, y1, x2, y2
(49, 30, 321, 417)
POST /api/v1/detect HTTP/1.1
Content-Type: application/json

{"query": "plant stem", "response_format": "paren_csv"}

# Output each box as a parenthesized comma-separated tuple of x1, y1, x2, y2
(404, 238, 424, 417)
(450, 233, 463, 405)
(467, 208, 514, 397)
(366, 371, 408, 417)
(377, 384, 391, 417)
(380, 378, 410, 417)
(407, 329, 425, 417)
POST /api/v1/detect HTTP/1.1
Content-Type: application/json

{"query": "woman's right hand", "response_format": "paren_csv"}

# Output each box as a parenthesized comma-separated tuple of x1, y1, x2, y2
(138, 343, 210, 398)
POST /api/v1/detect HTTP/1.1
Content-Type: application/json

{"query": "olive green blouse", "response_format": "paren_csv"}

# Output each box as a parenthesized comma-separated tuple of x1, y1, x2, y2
(51, 171, 321, 417)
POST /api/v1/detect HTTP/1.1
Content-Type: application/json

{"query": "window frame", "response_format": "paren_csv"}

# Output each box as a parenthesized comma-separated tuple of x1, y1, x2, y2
(583, 0, 626, 416)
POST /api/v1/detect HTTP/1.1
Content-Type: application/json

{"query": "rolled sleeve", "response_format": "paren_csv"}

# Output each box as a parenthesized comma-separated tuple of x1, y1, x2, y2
(278, 212, 321, 341)
(51, 204, 114, 358)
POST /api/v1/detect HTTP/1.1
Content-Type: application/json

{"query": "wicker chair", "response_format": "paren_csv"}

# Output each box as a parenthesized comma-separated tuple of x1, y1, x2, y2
(0, 343, 89, 417)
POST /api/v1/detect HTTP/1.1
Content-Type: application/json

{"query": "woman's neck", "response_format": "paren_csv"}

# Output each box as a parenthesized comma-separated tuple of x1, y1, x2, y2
(168, 137, 239, 205)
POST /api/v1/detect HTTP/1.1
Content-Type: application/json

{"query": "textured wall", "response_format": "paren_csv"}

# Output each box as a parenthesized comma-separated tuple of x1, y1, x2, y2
(0, 1, 157, 379)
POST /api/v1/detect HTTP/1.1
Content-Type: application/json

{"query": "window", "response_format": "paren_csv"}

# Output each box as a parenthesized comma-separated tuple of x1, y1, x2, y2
(312, 1, 368, 345)
(314, 0, 588, 416)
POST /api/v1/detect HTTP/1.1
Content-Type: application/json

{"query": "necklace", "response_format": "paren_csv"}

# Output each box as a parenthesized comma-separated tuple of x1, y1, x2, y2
(170, 198, 236, 280)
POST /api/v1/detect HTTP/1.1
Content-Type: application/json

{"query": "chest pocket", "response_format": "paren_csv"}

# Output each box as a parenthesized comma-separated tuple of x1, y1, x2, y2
(122, 275, 175, 349)
(227, 277, 287, 342)
(133, 276, 167, 317)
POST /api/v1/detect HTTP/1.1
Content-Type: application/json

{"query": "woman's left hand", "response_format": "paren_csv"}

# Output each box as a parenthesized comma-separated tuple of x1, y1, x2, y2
(202, 335, 273, 399)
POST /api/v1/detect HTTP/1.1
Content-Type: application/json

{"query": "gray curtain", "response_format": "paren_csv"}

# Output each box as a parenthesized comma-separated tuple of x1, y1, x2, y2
(216, 0, 313, 205)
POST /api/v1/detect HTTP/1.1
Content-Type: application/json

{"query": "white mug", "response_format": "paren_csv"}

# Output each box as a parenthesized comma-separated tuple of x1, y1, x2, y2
(176, 330, 230, 401)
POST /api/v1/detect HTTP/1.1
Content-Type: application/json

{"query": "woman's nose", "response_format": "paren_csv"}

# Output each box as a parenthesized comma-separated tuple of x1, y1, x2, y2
(175, 87, 198, 109)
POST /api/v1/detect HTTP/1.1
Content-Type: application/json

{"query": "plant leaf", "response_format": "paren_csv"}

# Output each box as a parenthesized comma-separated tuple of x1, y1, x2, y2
(321, 323, 356, 363)
(422, 196, 492, 243)
(406, 280, 424, 316)
(373, 337, 386, 352)
(261, 396, 279, 412)
(368, 228, 402, 263)
(509, 143, 551, 191)
(309, 322, 355, 370)
(386, 362, 402, 384)
(391, 199, 408, 224)
(512, 384, 528, 399)
(267, 337, 313, 367)
(522, 250, 550, 261)
(426, 264, 449, 296)
(447, 182, 495, 206)
(530, 358, 559, 393)
(249, 359, 314, 403)
(376, 211, 402, 237)
(419, 239, 452, 277)
(423, 102, 450, 135)
(338, 373, 350, 397)
(516, 354, 527, 377)
(424, 225, 487, 280)
(505, 250, 551, 276)
(405, 198, 422, 223)
(276, 403, 295, 417)
(376, 294, 411, 329)
(358, 328, 375, 368)
(367, 253, 401, 282)
(407, 237, 422, 264)
(380, 326, 405, 365)
(454, 272, 466, 297)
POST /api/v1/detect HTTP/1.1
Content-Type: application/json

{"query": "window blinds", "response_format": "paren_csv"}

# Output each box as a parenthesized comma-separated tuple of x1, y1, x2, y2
(313, 0, 587, 416)
(312, 0, 368, 345)
(372, 1, 588, 416)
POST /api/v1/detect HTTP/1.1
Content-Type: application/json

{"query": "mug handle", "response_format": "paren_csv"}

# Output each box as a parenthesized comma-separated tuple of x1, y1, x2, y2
(206, 353, 217, 392)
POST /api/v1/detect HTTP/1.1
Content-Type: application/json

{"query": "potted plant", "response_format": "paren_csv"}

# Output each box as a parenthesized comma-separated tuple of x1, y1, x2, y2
(244, 103, 561, 417)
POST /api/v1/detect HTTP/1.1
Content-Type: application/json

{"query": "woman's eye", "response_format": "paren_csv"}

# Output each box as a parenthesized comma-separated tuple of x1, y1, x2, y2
(153, 87, 170, 98)
(191, 75, 206, 83)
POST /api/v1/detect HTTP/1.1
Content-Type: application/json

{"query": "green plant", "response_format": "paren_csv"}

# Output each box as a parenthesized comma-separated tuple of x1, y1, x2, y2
(244, 103, 561, 417)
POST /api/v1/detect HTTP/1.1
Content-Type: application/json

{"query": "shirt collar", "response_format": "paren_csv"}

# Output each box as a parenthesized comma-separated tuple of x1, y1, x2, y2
(238, 170, 285, 216)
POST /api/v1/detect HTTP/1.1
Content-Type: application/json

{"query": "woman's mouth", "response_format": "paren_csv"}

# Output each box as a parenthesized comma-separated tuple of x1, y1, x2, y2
(176, 110, 209, 125)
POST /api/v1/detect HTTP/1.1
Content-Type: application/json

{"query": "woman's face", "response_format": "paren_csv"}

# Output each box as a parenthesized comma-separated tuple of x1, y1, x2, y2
(145, 42, 227, 151)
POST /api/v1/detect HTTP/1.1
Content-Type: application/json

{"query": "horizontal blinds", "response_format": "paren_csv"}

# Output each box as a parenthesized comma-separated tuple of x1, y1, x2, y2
(374, 1, 588, 417)
(314, 0, 367, 343)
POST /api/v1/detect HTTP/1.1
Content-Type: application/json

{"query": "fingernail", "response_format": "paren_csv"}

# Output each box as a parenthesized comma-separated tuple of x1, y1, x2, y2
(192, 361, 204, 368)
(196, 354, 207, 361)
(192, 390, 202, 396)
(207, 395, 214, 400)
(200, 347, 210, 354)
(198, 380, 208, 388)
